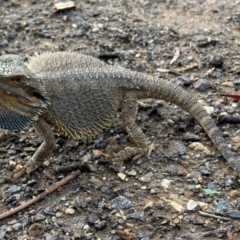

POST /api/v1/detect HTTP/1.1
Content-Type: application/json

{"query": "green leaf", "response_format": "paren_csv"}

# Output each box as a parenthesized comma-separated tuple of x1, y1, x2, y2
(202, 188, 218, 195)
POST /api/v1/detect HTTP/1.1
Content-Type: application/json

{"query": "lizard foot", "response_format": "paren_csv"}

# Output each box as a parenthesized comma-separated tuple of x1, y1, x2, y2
(12, 159, 40, 180)
(112, 146, 148, 162)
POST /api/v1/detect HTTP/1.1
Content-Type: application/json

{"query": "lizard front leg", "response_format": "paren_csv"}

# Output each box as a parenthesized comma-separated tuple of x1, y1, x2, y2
(13, 117, 55, 179)
(112, 91, 148, 162)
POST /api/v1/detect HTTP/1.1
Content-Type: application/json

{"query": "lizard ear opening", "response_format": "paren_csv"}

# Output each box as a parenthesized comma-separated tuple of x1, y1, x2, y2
(32, 91, 46, 102)
(0, 92, 45, 131)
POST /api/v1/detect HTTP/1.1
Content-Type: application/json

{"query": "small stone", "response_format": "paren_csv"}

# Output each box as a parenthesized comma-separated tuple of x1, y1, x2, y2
(127, 211, 145, 222)
(87, 213, 99, 225)
(194, 79, 212, 92)
(224, 106, 235, 114)
(0, 230, 6, 239)
(24, 147, 36, 152)
(228, 209, 240, 219)
(72, 23, 78, 29)
(128, 169, 137, 176)
(167, 119, 175, 126)
(9, 160, 16, 168)
(160, 179, 172, 189)
(174, 141, 186, 155)
(65, 208, 75, 215)
(81, 152, 92, 162)
(229, 190, 239, 198)
(182, 133, 200, 141)
(6, 185, 21, 194)
(212, 71, 222, 78)
(216, 198, 229, 212)
(12, 223, 21, 231)
(222, 81, 234, 87)
(143, 200, 154, 210)
(195, 184, 202, 190)
(112, 196, 134, 209)
(139, 172, 153, 182)
(72, 217, 85, 229)
(186, 200, 199, 210)
(209, 55, 223, 68)
(33, 214, 46, 221)
(117, 172, 126, 180)
(56, 212, 63, 217)
(169, 200, 185, 213)
(88, 177, 103, 187)
(188, 142, 210, 155)
(198, 201, 208, 210)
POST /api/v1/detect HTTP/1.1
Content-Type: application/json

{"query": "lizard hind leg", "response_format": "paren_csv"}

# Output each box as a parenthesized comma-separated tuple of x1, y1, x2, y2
(112, 91, 148, 162)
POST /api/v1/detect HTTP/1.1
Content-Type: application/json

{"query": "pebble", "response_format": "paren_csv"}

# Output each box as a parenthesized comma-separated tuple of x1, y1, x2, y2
(186, 200, 199, 210)
(223, 105, 235, 114)
(182, 133, 200, 141)
(216, 198, 229, 212)
(0, 231, 5, 239)
(160, 179, 172, 189)
(194, 79, 212, 91)
(174, 141, 186, 155)
(12, 223, 21, 231)
(228, 209, 240, 219)
(143, 200, 154, 210)
(72, 217, 85, 229)
(128, 169, 137, 176)
(117, 172, 126, 180)
(198, 201, 208, 210)
(112, 196, 134, 209)
(65, 208, 75, 215)
(139, 172, 153, 182)
(6, 185, 21, 194)
(56, 212, 63, 217)
(188, 142, 210, 155)
(127, 211, 145, 222)
(209, 55, 223, 68)
(221, 81, 234, 87)
(33, 214, 46, 221)
(87, 213, 100, 225)
(212, 71, 222, 78)
(229, 190, 239, 198)
(80, 152, 92, 162)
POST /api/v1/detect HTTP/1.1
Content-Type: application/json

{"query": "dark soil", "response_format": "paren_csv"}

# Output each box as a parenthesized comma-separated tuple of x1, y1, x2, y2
(1, 0, 240, 239)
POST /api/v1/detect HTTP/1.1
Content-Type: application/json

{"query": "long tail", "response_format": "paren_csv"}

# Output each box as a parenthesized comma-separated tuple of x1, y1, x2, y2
(132, 73, 240, 175)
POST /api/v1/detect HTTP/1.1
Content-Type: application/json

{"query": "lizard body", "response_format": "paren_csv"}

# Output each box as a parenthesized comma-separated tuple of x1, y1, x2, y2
(0, 52, 239, 178)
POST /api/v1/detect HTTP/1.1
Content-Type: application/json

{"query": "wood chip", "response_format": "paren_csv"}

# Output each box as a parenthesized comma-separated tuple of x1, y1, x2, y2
(174, 62, 198, 72)
(117, 229, 134, 240)
(54, 1, 75, 13)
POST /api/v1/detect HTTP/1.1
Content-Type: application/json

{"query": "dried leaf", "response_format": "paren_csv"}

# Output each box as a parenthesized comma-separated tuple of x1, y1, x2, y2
(118, 229, 134, 240)
(170, 47, 181, 65)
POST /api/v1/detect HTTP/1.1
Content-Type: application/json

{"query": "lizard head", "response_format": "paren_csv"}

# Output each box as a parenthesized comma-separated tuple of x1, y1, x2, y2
(0, 55, 49, 130)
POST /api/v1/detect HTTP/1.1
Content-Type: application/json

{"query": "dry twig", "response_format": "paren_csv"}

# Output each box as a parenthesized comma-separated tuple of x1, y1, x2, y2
(0, 170, 81, 220)
(174, 62, 198, 72)
(198, 211, 231, 221)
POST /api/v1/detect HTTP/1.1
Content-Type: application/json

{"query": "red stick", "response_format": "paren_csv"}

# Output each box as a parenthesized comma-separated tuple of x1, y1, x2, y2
(222, 93, 240, 100)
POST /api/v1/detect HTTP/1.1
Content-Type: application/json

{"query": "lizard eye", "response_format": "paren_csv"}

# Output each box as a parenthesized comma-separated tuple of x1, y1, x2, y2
(14, 76, 23, 83)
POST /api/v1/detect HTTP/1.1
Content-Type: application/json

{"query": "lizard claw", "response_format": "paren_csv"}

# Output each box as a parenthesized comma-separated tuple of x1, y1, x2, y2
(12, 168, 27, 180)
(12, 159, 40, 180)
(112, 147, 147, 162)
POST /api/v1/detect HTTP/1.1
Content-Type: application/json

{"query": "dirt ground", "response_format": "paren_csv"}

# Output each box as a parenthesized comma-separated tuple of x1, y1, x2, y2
(1, 0, 240, 239)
